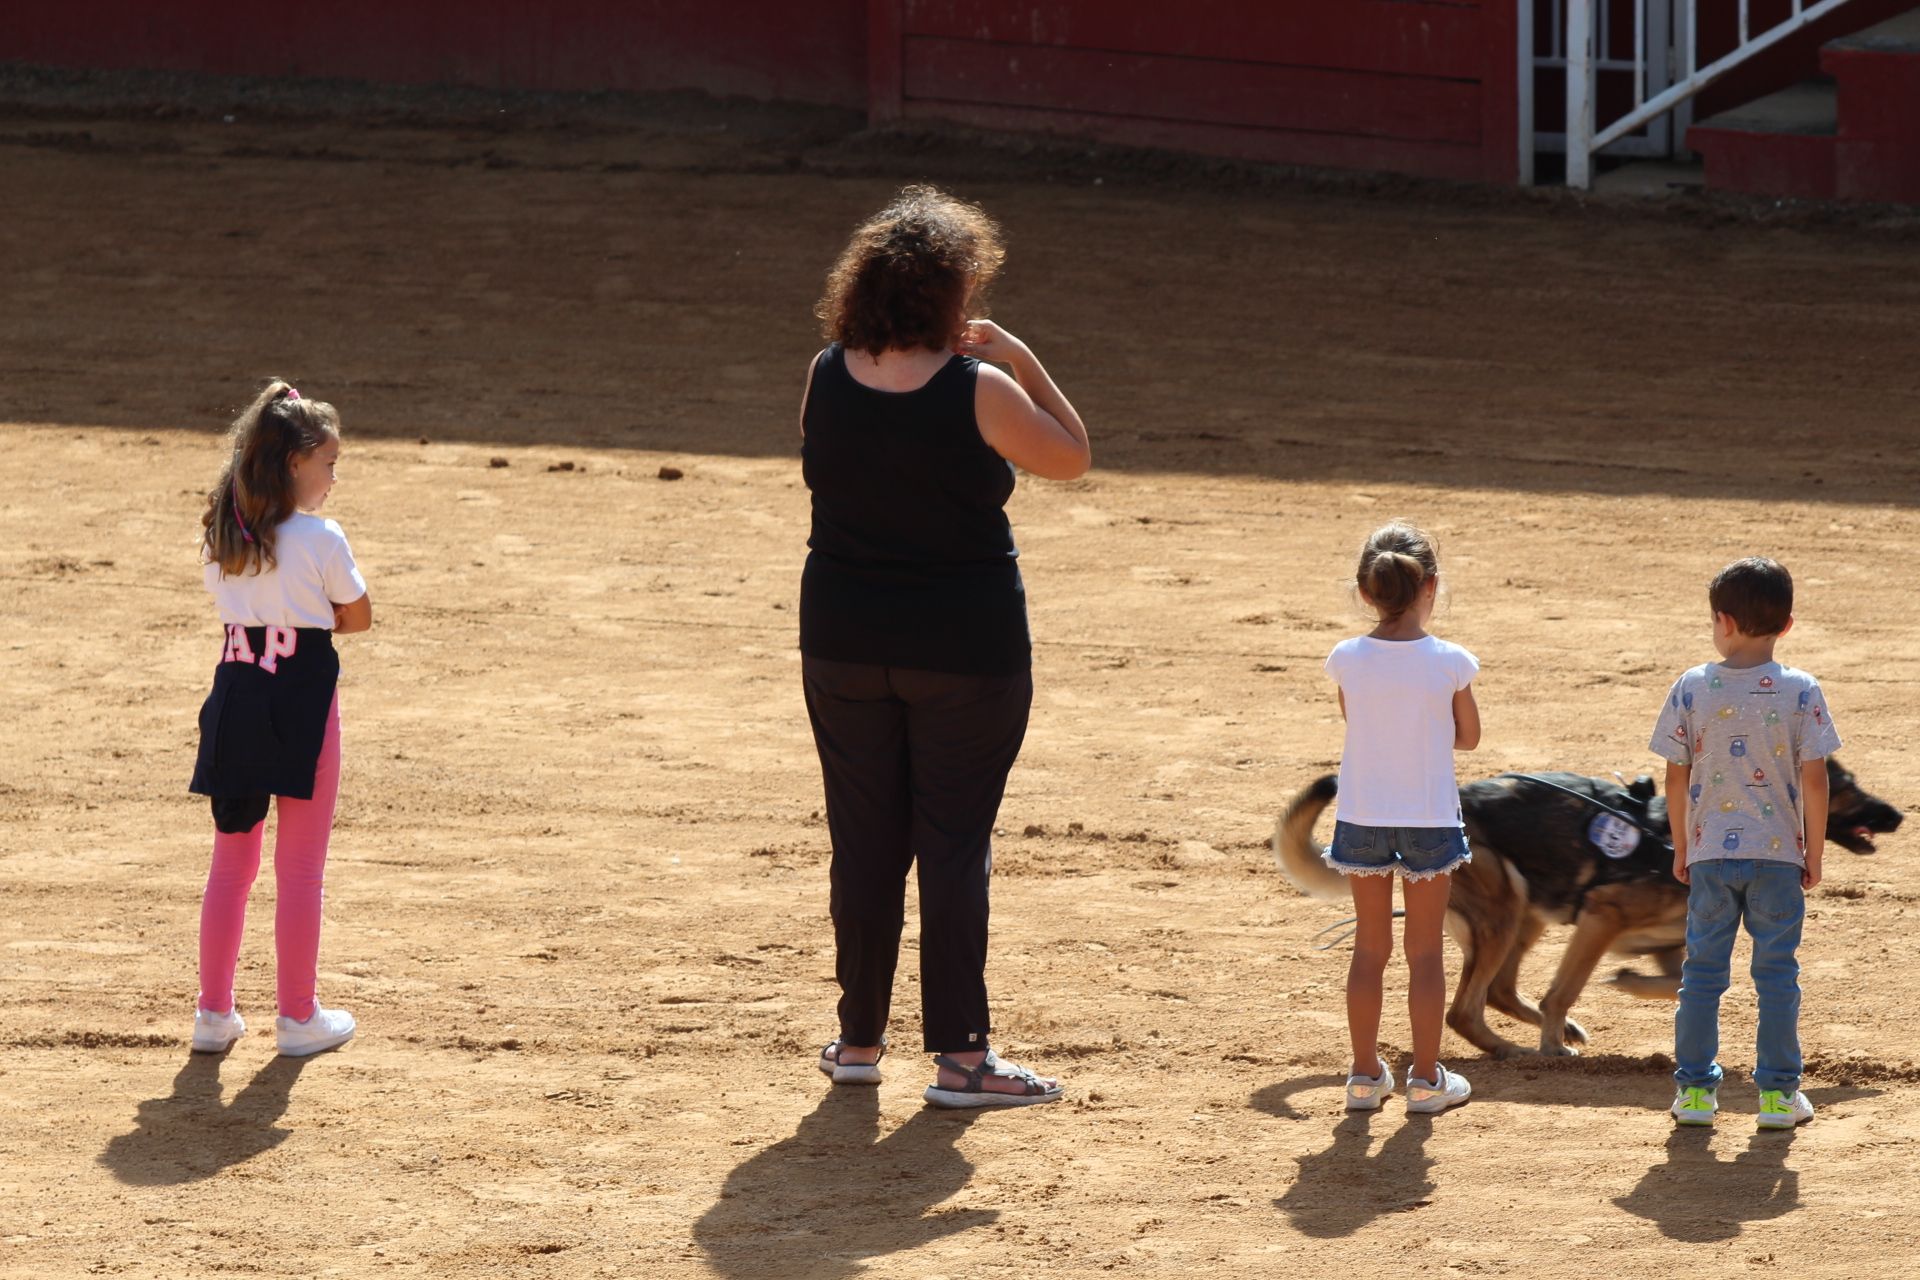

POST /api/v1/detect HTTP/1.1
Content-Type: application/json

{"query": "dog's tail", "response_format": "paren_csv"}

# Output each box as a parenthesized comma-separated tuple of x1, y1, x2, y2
(1273, 774, 1349, 903)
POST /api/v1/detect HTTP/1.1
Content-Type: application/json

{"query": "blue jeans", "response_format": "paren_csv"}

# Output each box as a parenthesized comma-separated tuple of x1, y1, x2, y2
(1674, 858, 1805, 1093)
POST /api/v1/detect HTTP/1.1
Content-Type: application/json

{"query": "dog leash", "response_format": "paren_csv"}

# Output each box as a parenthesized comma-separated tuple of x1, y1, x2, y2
(1499, 772, 1675, 851)
(1311, 911, 1405, 950)
(1309, 774, 1674, 951)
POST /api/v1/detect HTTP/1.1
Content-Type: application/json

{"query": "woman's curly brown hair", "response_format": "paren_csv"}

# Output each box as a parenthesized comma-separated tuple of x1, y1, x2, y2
(816, 185, 1005, 355)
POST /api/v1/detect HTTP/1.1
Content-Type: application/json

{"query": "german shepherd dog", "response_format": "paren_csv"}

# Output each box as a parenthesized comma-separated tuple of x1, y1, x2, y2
(1275, 759, 1902, 1058)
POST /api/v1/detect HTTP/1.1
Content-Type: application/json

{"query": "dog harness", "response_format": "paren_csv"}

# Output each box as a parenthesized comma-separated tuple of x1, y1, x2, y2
(1501, 772, 1678, 915)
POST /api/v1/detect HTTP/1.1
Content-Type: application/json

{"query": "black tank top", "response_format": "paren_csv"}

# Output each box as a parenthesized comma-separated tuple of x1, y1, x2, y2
(800, 344, 1030, 675)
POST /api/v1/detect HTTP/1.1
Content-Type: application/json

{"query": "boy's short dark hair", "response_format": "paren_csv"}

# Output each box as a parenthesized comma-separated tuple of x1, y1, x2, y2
(1709, 557, 1793, 636)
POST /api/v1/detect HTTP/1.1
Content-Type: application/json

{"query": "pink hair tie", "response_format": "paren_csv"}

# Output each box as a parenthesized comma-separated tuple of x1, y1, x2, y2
(285, 387, 301, 400)
(232, 490, 255, 543)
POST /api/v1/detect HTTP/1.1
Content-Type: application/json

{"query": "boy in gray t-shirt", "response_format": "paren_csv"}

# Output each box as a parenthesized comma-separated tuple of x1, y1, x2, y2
(1649, 557, 1840, 1131)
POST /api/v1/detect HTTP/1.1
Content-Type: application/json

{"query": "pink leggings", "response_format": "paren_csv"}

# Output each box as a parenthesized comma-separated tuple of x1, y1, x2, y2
(198, 692, 340, 1021)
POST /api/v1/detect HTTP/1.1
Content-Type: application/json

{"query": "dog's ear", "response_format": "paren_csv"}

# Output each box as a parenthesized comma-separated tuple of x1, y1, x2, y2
(1628, 775, 1657, 801)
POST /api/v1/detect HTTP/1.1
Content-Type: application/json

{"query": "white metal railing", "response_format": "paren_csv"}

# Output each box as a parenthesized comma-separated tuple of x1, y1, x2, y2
(1520, 0, 1680, 184)
(1522, 0, 1862, 188)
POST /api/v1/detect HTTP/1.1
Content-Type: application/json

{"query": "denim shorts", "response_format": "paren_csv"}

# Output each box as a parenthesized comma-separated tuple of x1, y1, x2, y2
(1325, 821, 1472, 881)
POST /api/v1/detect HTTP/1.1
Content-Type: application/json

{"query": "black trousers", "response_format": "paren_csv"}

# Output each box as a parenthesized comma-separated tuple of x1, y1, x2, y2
(802, 654, 1032, 1053)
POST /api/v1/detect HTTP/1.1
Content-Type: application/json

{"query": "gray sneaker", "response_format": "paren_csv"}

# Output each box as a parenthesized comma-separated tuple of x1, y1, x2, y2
(1345, 1059, 1394, 1111)
(1405, 1063, 1472, 1114)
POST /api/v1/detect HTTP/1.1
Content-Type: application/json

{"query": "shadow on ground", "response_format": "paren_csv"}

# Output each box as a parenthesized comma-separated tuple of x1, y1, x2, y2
(4, 95, 1917, 506)
(1616, 1084, 1885, 1240)
(692, 1088, 990, 1279)
(1612, 1124, 1801, 1241)
(98, 1051, 311, 1185)
(1252, 1058, 1686, 1116)
(1272, 1110, 1437, 1237)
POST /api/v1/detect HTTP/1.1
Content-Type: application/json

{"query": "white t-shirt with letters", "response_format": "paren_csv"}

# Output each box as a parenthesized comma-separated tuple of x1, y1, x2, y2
(204, 513, 366, 629)
(1325, 634, 1479, 828)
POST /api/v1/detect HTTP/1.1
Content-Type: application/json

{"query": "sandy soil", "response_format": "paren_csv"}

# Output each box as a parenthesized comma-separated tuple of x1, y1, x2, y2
(3, 93, 1919, 1280)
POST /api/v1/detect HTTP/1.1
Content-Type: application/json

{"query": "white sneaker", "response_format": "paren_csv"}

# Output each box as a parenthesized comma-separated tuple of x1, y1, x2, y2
(1671, 1085, 1718, 1125)
(1757, 1089, 1813, 1129)
(1406, 1063, 1472, 1114)
(275, 1003, 356, 1057)
(1345, 1059, 1394, 1111)
(191, 1006, 245, 1053)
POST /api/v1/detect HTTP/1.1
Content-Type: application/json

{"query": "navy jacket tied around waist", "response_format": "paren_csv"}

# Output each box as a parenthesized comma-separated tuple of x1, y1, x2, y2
(190, 625, 338, 817)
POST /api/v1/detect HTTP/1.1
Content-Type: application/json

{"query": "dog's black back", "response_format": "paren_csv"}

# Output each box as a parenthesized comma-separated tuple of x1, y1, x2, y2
(1468, 758, 1902, 922)
(1461, 772, 1672, 922)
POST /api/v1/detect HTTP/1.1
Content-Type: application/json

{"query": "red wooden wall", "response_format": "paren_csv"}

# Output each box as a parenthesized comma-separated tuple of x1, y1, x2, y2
(0, 1, 870, 109)
(869, 1, 1522, 184)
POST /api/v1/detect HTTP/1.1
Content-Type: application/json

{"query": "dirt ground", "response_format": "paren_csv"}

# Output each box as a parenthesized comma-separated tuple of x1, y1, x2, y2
(3, 84, 1919, 1280)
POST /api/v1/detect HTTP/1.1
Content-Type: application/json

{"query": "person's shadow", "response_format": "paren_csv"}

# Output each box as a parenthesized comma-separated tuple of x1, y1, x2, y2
(1611, 1085, 1876, 1240)
(99, 1051, 310, 1185)
(693, 1087, 990, 1279)
(1612, 1125, 1798, 1240)
(1272, 1112, 1438, 1236)
(1257, 1074, 1438, 1238)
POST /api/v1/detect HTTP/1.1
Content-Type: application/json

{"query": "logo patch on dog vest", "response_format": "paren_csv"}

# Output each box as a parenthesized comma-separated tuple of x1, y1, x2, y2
(1588, 813, 1642, 859)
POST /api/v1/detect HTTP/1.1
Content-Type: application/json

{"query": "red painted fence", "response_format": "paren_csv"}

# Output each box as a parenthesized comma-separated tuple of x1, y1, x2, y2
(9, 2, 1894, 191)
(869, 1, 1523, 184)
(0, 1, 870, 109)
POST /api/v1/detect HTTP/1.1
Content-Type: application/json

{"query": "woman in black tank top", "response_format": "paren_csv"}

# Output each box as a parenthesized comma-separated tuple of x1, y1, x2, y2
(800, 186, 1091, 1108)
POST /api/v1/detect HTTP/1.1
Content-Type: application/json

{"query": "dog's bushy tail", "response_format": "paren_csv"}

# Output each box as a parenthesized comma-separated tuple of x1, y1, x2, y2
(1273, 774, 1348, 903)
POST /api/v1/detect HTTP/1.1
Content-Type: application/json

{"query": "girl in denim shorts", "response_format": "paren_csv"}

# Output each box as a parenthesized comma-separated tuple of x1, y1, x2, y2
(1322, 521, 1481, 1114)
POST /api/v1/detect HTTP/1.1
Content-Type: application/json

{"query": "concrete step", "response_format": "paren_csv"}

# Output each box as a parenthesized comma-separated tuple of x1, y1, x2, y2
(1591, 158, 1707, 199)
(1692, 80, 1837, 137)
(1688, 82, 1838, 198)
(1824, 7, 1920, 53)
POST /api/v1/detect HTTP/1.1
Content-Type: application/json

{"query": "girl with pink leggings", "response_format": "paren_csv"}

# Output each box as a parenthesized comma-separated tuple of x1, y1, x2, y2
(199, 693, 341, 1026)
(187, 379, 373, 1058)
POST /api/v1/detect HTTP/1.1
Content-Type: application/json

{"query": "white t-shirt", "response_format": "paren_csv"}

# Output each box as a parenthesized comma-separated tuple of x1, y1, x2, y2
(1325, 634, 1479, 827)
(204, 513, 367, 629)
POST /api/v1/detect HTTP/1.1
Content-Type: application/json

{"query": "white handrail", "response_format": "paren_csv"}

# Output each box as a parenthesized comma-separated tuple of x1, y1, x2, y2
(1554, 0, 1861, 189)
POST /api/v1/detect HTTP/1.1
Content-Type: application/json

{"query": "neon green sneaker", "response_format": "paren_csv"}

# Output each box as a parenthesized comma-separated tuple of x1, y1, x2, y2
(1757, 1090, 1814, 1129)
(1671, 1085, 1718, 1125)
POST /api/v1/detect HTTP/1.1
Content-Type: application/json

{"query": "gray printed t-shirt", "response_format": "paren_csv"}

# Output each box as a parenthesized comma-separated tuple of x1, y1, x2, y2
(1649, 661, 1841, 866)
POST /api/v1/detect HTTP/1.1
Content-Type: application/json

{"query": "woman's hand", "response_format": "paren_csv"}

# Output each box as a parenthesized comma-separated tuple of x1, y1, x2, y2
(955, 320, 1029, 365)
(964, 317, 1092, 481)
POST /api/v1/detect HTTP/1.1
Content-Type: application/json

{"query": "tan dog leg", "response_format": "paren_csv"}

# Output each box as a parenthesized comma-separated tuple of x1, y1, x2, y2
(1482, 913, 1589, 1046)
(1485, 912, 1546, 1028)
(1535, 907, 1626, 1055)
(1611, 946, 1683, 1000)
(1443, 869, 1532, 1058)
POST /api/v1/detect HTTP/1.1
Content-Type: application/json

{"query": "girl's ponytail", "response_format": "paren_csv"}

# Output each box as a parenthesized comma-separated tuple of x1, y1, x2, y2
(1355, 520, 1440, 622)
(201, 379, 340, 577)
